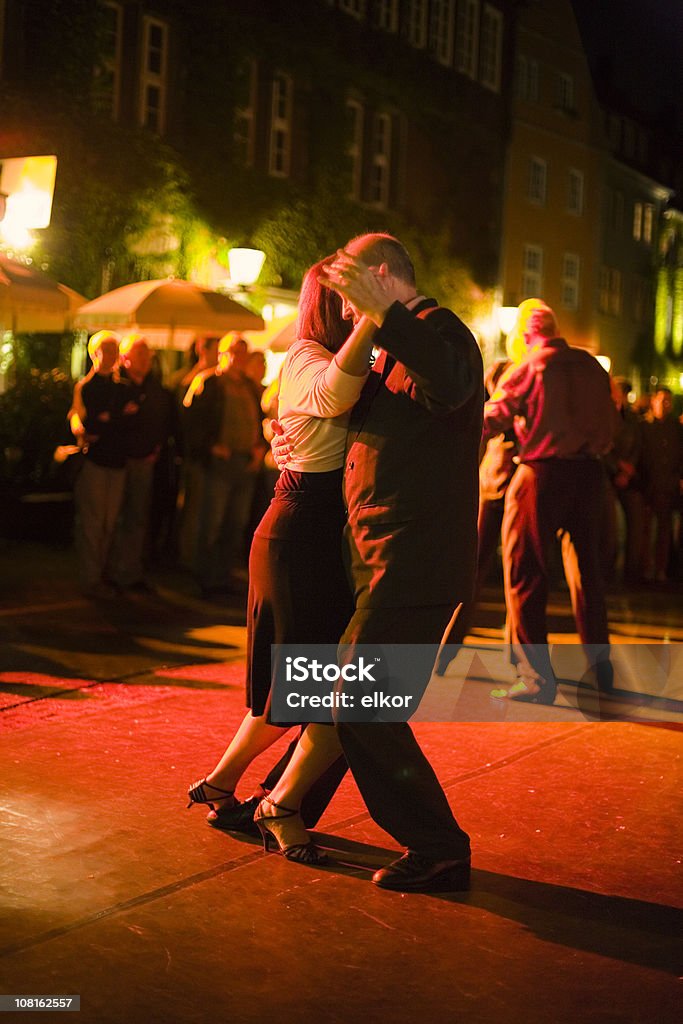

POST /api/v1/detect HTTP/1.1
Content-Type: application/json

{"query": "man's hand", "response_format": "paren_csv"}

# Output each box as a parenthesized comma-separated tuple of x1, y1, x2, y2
(269, 419, 293, 469)
(319, 249, 395, 326)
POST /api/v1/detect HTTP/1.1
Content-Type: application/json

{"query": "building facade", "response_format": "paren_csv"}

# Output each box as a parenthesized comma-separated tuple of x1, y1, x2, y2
(499, 0, 605, 352)
(0, 0, 517, 332)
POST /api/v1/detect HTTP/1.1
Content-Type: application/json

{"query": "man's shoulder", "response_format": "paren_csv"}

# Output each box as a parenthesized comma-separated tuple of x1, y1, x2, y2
(414, 302, 479, 346)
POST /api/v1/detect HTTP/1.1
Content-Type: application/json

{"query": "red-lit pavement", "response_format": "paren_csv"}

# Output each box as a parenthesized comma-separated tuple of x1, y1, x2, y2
(1, 542, 681, 1024)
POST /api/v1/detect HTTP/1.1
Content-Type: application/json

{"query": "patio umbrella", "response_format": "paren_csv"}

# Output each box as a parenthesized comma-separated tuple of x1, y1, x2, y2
(0, 253, 86, 333)
(74, 278, 264, 347)
(244, 312, 297, 352)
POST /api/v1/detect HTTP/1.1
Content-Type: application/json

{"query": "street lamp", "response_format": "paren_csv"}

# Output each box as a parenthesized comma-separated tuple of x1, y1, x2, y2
(228, 247, 266, 288)
(497, 306, 518, 335)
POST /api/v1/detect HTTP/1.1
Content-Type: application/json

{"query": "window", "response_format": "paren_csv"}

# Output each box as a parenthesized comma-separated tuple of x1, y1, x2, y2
(346, 98, 364, 201)
(528, 157, 546, 205)
(556, 72, 575, 112)
(479, 4, 502, 92)
(637, 130, 649, 165)
(339, 0, 366, 18)
(376, 0, 399, 32)
(515, 54, 539, 102)
(269, 73, 292, 177)
(455, 0, 479, 77)
(599, 267, 621, 316)
(522, 245, 543, 297)
(431, 0, 455, 66)
(94, 2, 122, 118)
(632, 276, 650, 323)
(643, 203, 654, 244)
(561, 253, 580, 310)
(633, 201, 643, 241)
(234, 60, 257, 168)
(407, 0, 428, 48)
(370, 113, 392, 208)
(567, 169, 583, 215)
(528, 58, 539, 102)
(612, 190, 624, 233)
(139, 17, 168, 133)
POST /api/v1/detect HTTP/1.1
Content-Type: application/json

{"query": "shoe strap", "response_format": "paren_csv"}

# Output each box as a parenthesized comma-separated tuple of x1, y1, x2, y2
(260, 795, 299, 818)
(189, 778, 235, 799)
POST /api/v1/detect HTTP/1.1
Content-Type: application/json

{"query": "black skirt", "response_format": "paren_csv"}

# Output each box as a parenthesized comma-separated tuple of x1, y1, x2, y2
(246, 468, 353, 719)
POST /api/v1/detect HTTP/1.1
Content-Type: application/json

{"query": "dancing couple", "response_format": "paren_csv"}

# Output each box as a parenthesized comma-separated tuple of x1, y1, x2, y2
(188, 233, 484, 892)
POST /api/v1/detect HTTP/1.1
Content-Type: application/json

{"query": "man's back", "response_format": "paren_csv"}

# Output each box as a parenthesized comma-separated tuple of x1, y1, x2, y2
(344, 300, 483, 609)
(488, 338, 615, 462)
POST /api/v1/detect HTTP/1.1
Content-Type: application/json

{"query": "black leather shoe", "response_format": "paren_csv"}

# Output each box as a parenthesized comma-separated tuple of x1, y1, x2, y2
(373, 851, 471, 892)
(207, 795, 260, 835)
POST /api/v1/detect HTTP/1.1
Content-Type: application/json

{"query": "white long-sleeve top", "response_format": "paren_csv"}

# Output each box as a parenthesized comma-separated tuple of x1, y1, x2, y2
(278, 338, 369, 472)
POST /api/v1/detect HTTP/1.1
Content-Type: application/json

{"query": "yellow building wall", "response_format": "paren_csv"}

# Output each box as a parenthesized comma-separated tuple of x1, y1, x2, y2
(500, 0, 606, 353)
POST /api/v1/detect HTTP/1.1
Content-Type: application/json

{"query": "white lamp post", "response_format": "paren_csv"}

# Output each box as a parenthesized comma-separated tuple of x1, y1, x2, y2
(228, 247, 266, 288)
(497, 306, 518, 336)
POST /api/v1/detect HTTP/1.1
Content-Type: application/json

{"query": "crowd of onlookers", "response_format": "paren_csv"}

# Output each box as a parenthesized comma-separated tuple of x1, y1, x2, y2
(602, 379, 683, 586)
(64, 326, 682, 602)
(65, 329, 278, 599)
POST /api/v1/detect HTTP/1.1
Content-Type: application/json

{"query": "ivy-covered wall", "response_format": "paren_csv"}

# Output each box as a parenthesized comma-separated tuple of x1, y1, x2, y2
(1, 0, 514, 314)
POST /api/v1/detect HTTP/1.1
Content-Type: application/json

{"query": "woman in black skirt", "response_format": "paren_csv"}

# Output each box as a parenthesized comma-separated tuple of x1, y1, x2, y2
(188, 259, 376, 862)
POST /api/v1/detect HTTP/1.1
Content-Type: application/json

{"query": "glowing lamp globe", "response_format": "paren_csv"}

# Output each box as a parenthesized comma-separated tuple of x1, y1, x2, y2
(228, 248, 266, 288)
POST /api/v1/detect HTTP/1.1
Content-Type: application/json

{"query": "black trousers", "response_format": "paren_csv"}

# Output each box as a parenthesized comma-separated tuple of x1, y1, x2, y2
(334, 605, 471, 860)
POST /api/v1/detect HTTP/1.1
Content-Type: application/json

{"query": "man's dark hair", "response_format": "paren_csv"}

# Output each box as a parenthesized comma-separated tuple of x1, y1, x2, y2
(349, 232, 416, 286)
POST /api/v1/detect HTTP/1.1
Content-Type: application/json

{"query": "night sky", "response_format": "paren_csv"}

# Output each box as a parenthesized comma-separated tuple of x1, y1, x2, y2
(571, 0, 683, 117)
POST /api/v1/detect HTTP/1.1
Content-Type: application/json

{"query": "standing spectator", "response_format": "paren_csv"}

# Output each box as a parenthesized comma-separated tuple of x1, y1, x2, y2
(178, 356, 223, 571)
(69, 331, 130, 599)
(109, 333, 172, 592)
(632, 393, 652, 420)
(436, 357, 518, 673)
(602, 377, 644, 585)
(482, 299, 618, 702)
(147, 354, 181, 566)
(640, 387, 683, 583)
(198, 334, 262, 597)
(243, 350, 272, 549)
(169, 335, 219, 400)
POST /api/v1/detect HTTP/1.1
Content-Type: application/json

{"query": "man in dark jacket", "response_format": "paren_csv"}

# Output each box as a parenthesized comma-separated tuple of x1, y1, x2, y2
(109, 333, 172, 591)
(70, 331, 130, 598)
(318, 233, 484, 891)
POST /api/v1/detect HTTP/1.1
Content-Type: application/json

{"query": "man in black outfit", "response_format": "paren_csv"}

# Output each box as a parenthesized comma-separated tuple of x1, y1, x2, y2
(70, 331, 131, 599)
(109, 333, 173, 591)
(317, 234, 484, 891)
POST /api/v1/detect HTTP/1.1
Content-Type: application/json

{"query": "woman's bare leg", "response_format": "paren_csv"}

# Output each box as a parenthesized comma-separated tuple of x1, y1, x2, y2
(200, 713, 291, 806)
(257, 724, 342, 845)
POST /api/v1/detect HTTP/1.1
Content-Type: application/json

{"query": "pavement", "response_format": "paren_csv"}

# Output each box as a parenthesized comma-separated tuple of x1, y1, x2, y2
(0, 539, 682, 1024)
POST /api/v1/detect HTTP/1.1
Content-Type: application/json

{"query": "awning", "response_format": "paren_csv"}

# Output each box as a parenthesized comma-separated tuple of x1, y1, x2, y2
(0, 253, 86, 333)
